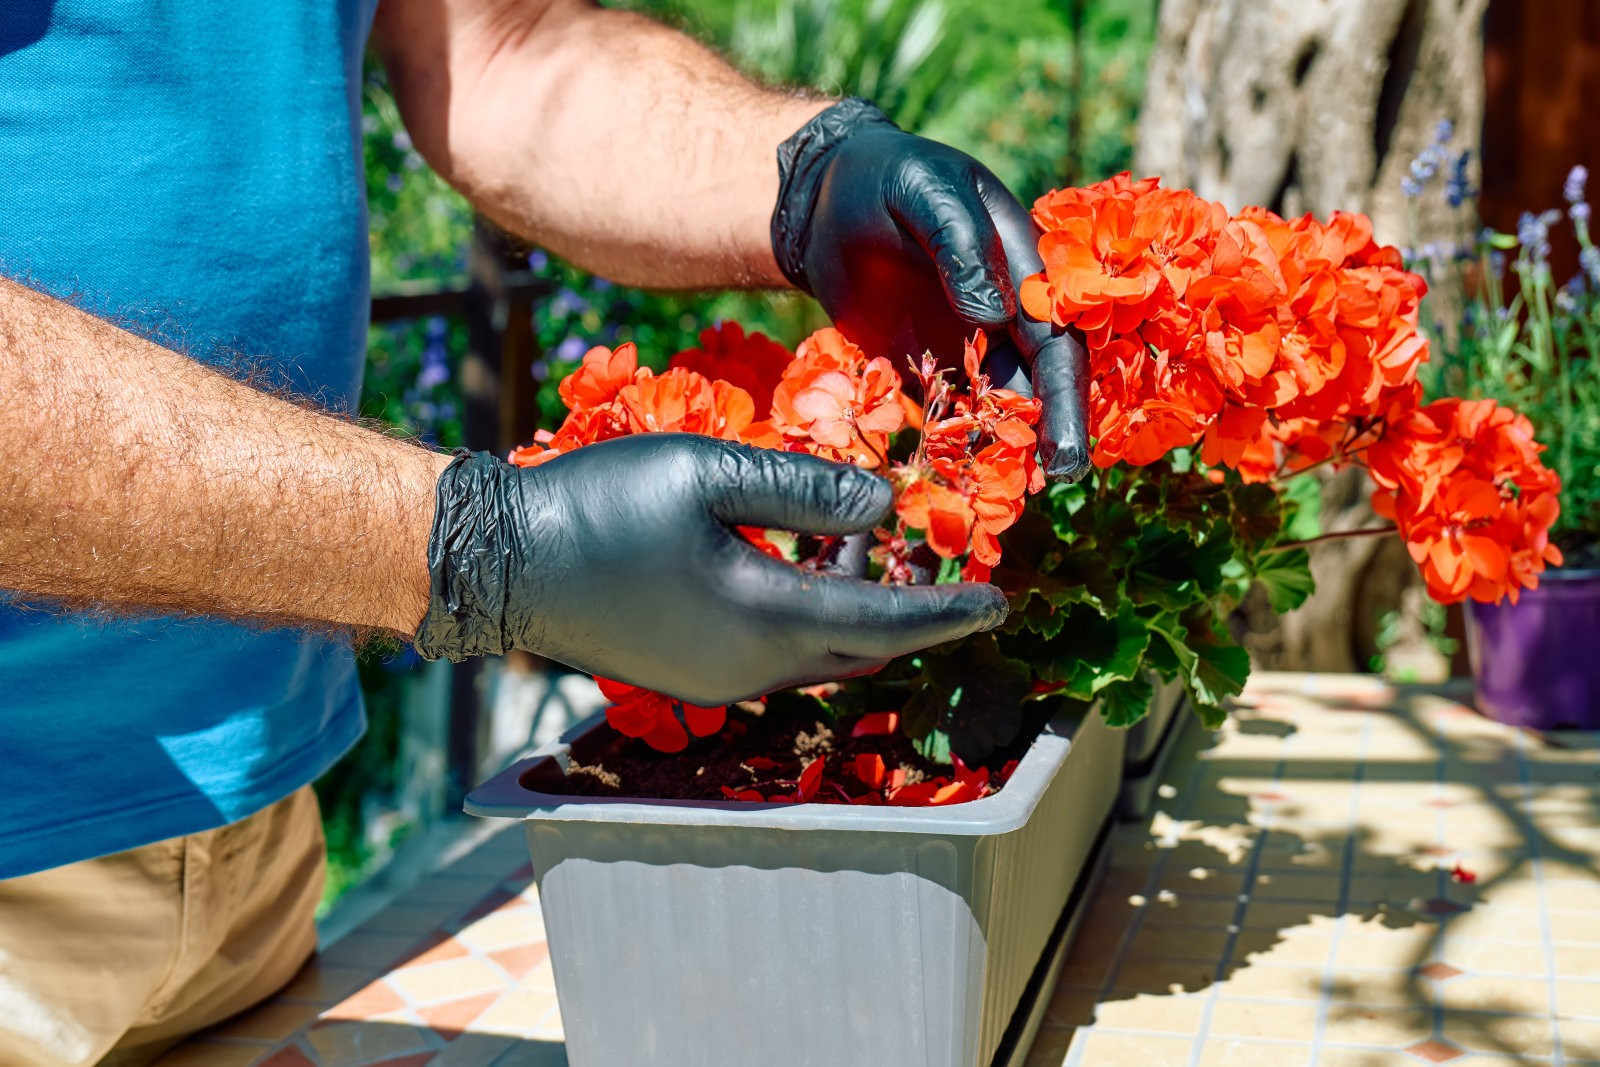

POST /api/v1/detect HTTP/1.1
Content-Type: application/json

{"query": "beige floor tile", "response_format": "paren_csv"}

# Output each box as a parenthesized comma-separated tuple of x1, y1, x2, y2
(317, 931, 418, 970)
(1109, 956, 1223, 996)
(470, 990, 561, 1039)
(1319, 1005, 1431, 1046)
(1449, 905, 1546, 944)
(1042, 985, 1098, 1028)
(1148, 894, 1241, 927)
(1068, 1030, 1193, 1066)
(1126, 922, 1232, 962)
(1159, 867, 1249, 897)
(1022, 1027, 1072, 1067)
(1556, 943, 1600, 979)
(387, 956, 513, 1004)
(1432, 974, 1553, 1015)
(1312, 1049, 1409, 1067)
(1334, 921, 1441, 970)
(519, 959, 558, 993)
(1561, 1017, 1600, 1060)
(1347, 873, 1445, 907)
(1194, 1037, 1312, 1067)
(274, 960, 372, 1006)
(1549, 910, 1600, 944)
(1558, 980, 1600, 1019)
(1239, 899, 1340, 931)
(1322, 971, 1420, 1007)
(1206, 997, 1321, 1040)
(456, 905, 544, 953)
(1090, 991, 1208, 1034)
(1450, 938, 1550, 977)
(1542, 880, 1600, 912)
(427, 1031, 521, 1067)
(1250, 870, 1344, 902)
(1233, 923, 1337, 967)
(1212, 963, 1325, 1001)
(1440, 1011, 1558, 1056)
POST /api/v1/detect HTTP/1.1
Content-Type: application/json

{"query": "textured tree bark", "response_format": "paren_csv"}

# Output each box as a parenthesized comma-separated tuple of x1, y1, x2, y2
(1136, 0, 1488, 673)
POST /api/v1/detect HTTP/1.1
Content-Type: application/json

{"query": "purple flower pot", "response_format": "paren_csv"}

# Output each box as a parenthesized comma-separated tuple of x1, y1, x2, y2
(1465, 567, 1600, 730)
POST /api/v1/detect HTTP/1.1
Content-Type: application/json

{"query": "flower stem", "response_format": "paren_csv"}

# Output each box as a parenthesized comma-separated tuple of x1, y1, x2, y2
(1262, 524, 1399, 553)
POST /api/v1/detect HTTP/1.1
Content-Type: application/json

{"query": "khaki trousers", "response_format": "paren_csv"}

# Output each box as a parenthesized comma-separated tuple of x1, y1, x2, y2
(0, 786, 325, 1067)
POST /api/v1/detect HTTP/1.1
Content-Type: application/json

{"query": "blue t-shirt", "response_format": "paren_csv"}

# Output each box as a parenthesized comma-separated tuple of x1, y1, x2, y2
(0, 1, 380, 877)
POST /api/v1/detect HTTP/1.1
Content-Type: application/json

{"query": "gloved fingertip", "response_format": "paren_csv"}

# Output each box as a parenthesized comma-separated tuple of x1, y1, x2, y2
(1042, 441, 1092, 483)
(959, 281, 1013, 326)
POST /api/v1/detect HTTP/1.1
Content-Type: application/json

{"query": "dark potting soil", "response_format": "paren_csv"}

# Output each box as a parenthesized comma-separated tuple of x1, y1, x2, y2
(549, 705, 952, 803)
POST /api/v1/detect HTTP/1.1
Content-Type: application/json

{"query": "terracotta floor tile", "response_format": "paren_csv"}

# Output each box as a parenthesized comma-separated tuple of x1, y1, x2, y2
(368, 1054, 437, 1067)
(1207, 997, 1321, 1040)
(1089, 991, 1207, 1034)
(490, 942, 550, 981)
(395, 931, 471, 970)
(1404, 1038, 1466, 1062)
(457, 907, 545, 953)
(419, 991, 501, 1037)
(305, 1020, 437, 1066)
(324, 979, 408, 1022)
(210, 997, 323, 1042)
(1440, 1011, 1558, 1056)
(1319, 1005, 1432, 1046)
(256, 1049, 319, 1067)
(1194, 1038, 1312, 1067)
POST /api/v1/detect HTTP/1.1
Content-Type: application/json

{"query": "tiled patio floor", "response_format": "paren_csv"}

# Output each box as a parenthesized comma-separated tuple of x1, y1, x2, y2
(158, 672, 1600, 1067)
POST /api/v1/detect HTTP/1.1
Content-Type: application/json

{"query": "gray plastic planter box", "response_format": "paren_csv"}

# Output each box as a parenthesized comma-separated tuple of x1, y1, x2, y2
(466, 708, 1125, 1067)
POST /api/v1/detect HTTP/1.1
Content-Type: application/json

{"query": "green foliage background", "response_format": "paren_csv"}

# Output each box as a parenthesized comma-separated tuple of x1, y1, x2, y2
(318, 0, 1156, 910)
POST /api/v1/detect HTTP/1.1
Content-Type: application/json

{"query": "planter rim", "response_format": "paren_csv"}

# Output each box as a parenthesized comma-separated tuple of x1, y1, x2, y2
(464, 709, 1090, 837)
(1537, 565, 1600, 583)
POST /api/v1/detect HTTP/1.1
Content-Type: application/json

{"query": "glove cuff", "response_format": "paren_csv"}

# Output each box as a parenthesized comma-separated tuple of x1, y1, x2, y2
(414, 450, 516, 662)
(770, 97, 897, 292)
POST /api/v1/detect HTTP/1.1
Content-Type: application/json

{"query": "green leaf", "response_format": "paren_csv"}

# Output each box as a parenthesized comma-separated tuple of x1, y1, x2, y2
(1190, 640, 1251, 708)
(1254, 547, 1316, 613)
(915, 728, 952, 764)
(935, 554, 963, 584)
(1041, 602, 1150, 700)
(1280, 474, 1322, 542)
(1099, 674, 1156, 728)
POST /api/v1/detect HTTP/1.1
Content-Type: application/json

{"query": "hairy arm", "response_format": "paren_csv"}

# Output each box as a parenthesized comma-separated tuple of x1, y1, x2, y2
(372, 0, 826, 289)
(0, 276, 451, 634)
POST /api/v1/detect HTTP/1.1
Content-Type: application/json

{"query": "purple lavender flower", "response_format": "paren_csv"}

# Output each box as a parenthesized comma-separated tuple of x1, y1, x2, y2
(1583, 246, 1600, 286)
(551, 287, 589, 317)
(527, 250, 549, 271)
(554, 335, 587, 363)
(1445, 151, 1474, 207)
(1565, 165, 1589, 205)
(1574, 202, 1592, 225)
(1435, 118, 1456, 143)
(590, 277, 614, 292)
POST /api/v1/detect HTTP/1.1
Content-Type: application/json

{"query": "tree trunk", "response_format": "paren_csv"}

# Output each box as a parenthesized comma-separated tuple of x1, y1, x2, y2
(1136, 0, 1488, 673)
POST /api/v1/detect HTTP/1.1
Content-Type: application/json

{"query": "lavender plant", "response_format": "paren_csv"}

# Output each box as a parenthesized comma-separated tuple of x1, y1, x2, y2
(1404, 129, 1600, 565)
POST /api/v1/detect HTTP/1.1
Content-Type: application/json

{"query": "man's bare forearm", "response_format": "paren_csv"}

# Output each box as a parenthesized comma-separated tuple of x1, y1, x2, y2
(0, 277, 451, 634)
(374, 0, 828, 289)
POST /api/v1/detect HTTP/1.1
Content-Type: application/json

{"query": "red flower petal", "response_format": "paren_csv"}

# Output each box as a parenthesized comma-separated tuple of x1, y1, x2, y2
(682, 702, 726, 737)
(851, 754, 887, 790)
(851, 711, 900, 738)
(795, 756, 826, 803)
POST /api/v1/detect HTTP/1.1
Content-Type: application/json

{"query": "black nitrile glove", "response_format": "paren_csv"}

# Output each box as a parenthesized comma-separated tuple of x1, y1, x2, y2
(772, 98, 1091, 482)
(413, 436, 1009, 705)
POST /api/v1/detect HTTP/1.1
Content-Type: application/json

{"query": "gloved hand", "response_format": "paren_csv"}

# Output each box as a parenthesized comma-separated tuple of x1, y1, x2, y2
(771, 98, 1090, 482)
(413, 435, 1008, 705)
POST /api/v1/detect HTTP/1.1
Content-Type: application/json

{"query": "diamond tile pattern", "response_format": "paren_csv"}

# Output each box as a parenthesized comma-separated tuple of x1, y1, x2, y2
(150, 673, 1600, 1066)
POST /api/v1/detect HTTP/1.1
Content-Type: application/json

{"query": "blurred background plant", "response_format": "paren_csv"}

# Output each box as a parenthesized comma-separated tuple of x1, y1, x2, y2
(315, 0, 1157, 912)
(1402, 124, 1600, 567)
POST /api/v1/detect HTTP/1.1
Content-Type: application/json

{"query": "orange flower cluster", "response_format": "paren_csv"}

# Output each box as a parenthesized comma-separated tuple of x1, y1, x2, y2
(1021, 173, 1428, 472)
(1367, 398, 1564, 604)
(515, 322, 1045, 764)
(1020, 172, 1562, 606)
(893, 333, 1044, 582)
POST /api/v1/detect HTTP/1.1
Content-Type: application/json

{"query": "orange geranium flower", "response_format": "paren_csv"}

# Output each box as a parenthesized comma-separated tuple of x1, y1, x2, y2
(668, 322, 794, 416)
(768, 328, 905, 466)
(1368, 398, 1562, 604)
